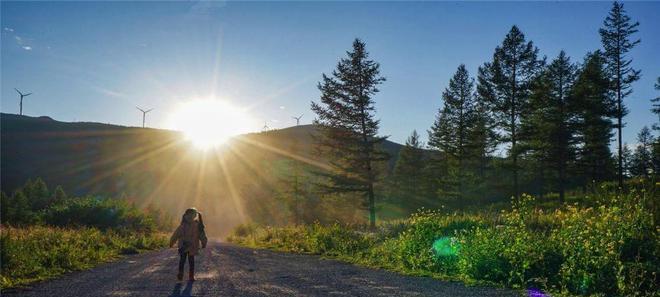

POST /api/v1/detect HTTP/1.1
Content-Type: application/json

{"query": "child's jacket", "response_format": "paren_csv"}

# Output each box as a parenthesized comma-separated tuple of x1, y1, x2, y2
(170, 219, 208, 256)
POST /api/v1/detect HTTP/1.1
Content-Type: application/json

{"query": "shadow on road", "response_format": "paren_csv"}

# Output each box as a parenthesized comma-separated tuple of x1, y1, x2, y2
(169, 281, 194, 297)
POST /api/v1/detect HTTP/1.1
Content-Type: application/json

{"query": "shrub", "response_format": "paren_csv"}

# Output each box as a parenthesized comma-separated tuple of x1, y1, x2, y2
(458, 195, 562, 289)
(41, 197, 156, 232)
(551, 191, 657, 296)
(228, 188, 658, 296)
(0, 226, 166, 288)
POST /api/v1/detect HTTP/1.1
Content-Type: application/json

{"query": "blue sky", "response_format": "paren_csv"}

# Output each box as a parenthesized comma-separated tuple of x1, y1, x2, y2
(2, 1, 659, 146)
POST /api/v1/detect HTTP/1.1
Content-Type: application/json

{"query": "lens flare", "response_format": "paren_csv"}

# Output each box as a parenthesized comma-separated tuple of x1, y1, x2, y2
(432, 236, 459, 257)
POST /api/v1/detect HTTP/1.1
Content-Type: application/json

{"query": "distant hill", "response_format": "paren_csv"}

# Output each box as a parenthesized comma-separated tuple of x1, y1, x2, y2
(1, 113, 404, 234)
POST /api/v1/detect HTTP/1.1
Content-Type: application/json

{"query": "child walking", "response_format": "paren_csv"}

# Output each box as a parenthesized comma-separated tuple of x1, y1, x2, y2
(170, 208, 208, 281)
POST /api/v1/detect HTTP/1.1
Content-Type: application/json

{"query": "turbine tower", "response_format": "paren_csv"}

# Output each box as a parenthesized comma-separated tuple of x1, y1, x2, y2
(292, 114, 304, 126)
(15, 88, 32, 116)
(136, 106, 154, 128)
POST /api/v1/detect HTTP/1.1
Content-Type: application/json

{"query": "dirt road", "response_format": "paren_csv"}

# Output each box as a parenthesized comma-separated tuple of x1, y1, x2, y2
(3, 242, 521, 296)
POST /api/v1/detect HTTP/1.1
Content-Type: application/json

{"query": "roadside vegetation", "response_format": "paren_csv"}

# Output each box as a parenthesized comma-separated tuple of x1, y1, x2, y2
(229, 183, 658, 297)
(0, 179, 169, 289)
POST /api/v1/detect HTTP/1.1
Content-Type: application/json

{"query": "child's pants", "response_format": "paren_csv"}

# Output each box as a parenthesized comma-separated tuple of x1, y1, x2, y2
(179, 252, 195, 274)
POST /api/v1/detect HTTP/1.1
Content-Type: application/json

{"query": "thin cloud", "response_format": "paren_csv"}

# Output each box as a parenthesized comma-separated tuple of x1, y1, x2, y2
(92, 86, 126, 98)
(13, 34, 35, 51)
(4, 27, 14, 32)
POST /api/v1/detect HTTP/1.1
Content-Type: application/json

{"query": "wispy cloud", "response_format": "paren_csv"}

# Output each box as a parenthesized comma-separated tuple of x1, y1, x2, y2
(92, 86, 127, 98)
(9, 31, 34, 51)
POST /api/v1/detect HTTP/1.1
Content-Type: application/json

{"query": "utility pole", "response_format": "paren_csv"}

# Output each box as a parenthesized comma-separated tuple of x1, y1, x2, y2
(136, 106, 154, 128)
(14, 88, 32, 115)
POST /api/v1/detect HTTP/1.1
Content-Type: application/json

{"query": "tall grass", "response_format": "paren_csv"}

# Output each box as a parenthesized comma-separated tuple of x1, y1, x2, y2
(228, 190, 658, 296)
(0, 226, 166, 288)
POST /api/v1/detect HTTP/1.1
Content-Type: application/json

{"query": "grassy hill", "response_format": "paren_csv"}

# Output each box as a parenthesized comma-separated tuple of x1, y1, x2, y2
(1, 113, 404, 235)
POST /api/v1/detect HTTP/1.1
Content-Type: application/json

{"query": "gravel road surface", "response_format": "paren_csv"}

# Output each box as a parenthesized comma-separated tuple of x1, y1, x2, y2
(3, 242, 521, 297)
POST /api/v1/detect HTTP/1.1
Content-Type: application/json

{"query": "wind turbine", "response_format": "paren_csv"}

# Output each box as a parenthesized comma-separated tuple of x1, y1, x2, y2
(15, 88, 32, 115)
(262, 121, 270, 131)
(292, 114, 304, 126)
(136, 106, 154, 128)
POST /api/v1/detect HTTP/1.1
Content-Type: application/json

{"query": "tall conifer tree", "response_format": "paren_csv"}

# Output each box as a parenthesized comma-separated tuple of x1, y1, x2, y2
(630, 126, 655, 177)
(599, 1, 641, 188)
(477, 26, 542, 198)
(651, 77, 660, 131)
(428, 65, 476, 200)
(392, 130, 427, 207)
(572, 52, 616, 186)
(311, 39, 388, 228)
(521, 51, 578, 203)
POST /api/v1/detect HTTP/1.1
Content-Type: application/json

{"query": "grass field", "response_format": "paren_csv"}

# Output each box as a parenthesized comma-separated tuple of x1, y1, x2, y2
(0, 226, 167, 289)
(228, 190, 658, 296)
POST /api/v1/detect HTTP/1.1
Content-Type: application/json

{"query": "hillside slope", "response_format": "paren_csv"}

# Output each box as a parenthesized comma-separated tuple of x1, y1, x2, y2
(1, 113, 403, 234)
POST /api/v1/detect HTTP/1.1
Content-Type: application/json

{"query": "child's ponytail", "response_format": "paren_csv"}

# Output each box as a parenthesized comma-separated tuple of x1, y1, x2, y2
(197, 212, 205, 233)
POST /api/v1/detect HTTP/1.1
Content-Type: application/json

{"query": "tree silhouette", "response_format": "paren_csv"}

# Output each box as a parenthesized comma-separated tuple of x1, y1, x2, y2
(599, 1, 641, 189)
(477, 26, 542, 199)
(311, 38, 388, 228)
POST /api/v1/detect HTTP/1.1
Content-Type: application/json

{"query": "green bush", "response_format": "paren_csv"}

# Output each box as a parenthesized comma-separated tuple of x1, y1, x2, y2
(458, 195, 562, 289)
(1, 179, 169, 233)
(551, 191, 657, 296)
(42, 197, 156, 232)
(0, 226, 166, 288)
(228, 188, 658, 296)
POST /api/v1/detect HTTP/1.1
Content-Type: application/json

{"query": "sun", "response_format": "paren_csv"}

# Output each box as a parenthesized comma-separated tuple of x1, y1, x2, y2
(167, 99, 256, 149)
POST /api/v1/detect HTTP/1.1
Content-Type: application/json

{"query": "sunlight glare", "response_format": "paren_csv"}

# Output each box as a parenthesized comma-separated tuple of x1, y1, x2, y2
(167, 99, 256, 149)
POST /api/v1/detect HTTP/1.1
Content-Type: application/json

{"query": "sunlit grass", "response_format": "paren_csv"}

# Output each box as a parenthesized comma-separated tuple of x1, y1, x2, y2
(0, 226, 167, 289)
(228, 190, 658, 296)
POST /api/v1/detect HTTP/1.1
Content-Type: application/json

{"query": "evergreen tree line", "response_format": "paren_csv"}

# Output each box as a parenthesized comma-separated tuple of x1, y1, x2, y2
(394, 2, 659, 207)
(309, 2, 658, 226)
(1, 178, 172, 231)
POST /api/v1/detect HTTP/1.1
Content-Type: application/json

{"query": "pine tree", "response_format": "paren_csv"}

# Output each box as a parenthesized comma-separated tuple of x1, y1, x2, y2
(630, 126, 655, 177)
(278, 158, 309, 225)
(652, 78, 660, 172)
(622, 143, 633, 178)
(468, 93, 498, 199)
(311, 38, 388, 228)
(521, 51, 578, 203)
(652, 77, 660, 131)
(9, 190, 33, 225)
(23, 178, 50, 211)
(572, 52, 617, 186)
(428, 104, 455, 199)
(0, 192, 10, 224)
(477, 26, 542, 198)
(51, 185, 68, 205)
(428, 65, 476, 200)
(392, 130, 427, 208)
(599, 1, 641, 188)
